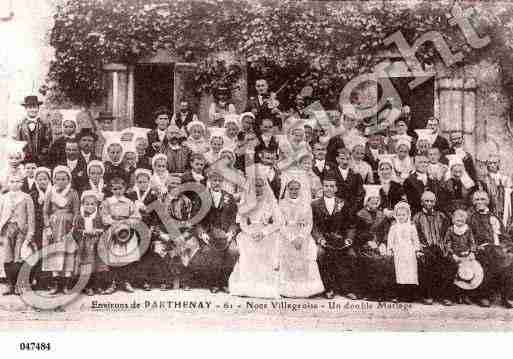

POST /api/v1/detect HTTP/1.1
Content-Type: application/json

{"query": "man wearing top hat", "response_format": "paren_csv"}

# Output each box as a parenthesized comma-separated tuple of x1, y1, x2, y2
(15, 95, 52, 166)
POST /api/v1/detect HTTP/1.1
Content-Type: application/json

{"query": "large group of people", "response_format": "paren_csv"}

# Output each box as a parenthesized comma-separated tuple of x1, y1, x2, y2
(2, 80, 513, 310)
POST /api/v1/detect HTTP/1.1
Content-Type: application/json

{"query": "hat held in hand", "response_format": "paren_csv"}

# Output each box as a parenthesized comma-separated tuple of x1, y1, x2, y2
(454, 258, 484, 290)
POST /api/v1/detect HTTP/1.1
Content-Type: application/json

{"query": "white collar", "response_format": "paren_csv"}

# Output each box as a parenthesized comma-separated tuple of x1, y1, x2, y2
(453, 224, 469, 236)
(107, 196, 129, 204)
(192, 171, 204, 182)
(81, 151, 91, 159)
(157, 129, 166, 140)
(339, 167, 349, 177)
(134, 186, 151, 202)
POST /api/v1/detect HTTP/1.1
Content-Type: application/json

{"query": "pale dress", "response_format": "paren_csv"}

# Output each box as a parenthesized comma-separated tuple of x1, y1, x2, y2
(387, 222, 420, 285)
(278, 199, 324, 297)
(229, 201, 283, 298)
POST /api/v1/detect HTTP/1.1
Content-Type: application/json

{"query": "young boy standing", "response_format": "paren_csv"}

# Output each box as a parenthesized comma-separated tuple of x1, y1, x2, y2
(0, 174, 35, 295)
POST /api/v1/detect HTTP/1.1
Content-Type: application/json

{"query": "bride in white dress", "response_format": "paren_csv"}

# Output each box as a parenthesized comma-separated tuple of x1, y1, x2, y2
(278, 176, 324, 297)
(229, 165, 283, 298)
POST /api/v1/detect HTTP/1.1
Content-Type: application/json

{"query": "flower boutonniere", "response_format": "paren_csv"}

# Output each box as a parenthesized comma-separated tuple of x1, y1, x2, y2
(77, 171, 83, 177)
(334, 201, 344, 214)
(223, 196, 231, 205)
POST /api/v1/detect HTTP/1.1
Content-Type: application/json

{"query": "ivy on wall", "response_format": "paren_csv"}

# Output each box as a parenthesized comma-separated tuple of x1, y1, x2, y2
(46, 0, 513, 109)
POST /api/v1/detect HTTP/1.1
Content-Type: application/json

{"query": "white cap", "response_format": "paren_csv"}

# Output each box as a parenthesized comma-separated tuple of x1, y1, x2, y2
(186, 120, 206, 134)
(415, 129, 436, 146)
(60, 109, 80, 126)
(209, 127, 226, 139)
(446, 154, 464, 169)
(378, 154, 396, 169)
(346, 135, 367, 152)
(122, 126, 151, 142)
(395, 137, 412, 151)
(122, 140, 137, 154)
(224, 114, 241, 128)
(364, 184, 382, 204)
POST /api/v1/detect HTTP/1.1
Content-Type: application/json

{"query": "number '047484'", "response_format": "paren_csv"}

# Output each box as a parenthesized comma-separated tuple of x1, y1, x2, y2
(19, 342, 51, 351)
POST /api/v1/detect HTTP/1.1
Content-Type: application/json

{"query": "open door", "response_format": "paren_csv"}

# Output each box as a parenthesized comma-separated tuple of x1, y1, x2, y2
(133, 63, 174, 128)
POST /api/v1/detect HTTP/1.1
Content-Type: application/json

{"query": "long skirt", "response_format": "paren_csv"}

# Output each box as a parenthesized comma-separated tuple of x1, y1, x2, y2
(229, 230, 280, 298)
(76, 232, 110, 273)
(42, 211, 77, 273)
(278, 234, 324, 298)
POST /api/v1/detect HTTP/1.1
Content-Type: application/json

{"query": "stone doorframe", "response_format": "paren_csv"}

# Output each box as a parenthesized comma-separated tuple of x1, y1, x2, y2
(103, 61, 197, 130)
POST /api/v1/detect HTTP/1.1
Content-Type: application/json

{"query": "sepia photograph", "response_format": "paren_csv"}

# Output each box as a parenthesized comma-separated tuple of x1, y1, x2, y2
(1, 0, 513, 340)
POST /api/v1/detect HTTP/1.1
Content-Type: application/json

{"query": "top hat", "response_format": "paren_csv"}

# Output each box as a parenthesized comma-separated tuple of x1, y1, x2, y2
(77, 127, 98, 141)
(21, 95, 43, 107)
(454, 259, 484, 290)
(96, 111, 115, 121)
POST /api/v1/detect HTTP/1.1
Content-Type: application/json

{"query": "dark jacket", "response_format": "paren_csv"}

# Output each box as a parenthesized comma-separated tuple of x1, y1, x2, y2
(58, 156, 88, 191)
(16, 118, 52, 166)
(323, 167, 364, 215)
(196, 190, 238, 236)
(403, 172, 443, 215)
(312, 196, 356, 244)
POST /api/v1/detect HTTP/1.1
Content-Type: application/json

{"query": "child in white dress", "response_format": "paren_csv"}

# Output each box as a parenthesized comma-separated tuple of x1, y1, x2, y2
(387, 201, 421, 302)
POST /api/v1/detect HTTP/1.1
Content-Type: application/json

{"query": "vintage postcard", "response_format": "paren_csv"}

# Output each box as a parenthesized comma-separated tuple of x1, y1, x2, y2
(0, 0, 513, 339)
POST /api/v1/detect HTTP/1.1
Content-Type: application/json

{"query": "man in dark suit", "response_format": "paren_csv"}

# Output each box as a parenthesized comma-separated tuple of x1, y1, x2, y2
(323, 147, 365, 216)
(171, 99, 198, 132)
(15, 95, 52, 166)
(245, 79, 282, 131)
(446, 131, 477, 181)
(364, 132, 388, 183)
(257, 149, 281, 200)
(21, 159, 37, 193)
(77, 128, 99, 165)
(146, 106, 171, 158)
(403, 155, 444, 215)
(59, 139, 88, 190)
(426, 117, 450, 155)
(254, 118, 279, 162)
(191, 170, 239, 293)
(326, 133, 345, 164)
(312, 176, 357, 299)
(312, 141, 333, 181)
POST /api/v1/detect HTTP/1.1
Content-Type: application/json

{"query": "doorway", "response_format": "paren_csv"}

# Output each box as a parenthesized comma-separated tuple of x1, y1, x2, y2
(133, 63, 174, 128)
